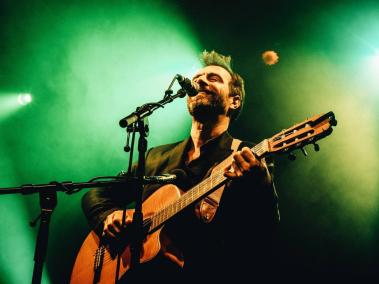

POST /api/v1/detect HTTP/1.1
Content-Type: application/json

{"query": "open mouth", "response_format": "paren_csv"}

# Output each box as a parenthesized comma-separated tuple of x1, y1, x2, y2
(197, 89, 214, 96)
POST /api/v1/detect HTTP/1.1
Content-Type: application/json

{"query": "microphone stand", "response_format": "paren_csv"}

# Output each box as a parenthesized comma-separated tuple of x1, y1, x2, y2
(0, 74, 188, 284)
(32, 189, 56, 284)
(116, 76, 188, 281)
(0, 178, 137, 284)
(129, 117, 147, 275)
(118, 75, 187, 128)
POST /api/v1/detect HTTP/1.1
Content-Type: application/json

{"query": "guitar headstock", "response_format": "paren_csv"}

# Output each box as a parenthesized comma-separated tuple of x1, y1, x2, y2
(265, 111, 337, 158)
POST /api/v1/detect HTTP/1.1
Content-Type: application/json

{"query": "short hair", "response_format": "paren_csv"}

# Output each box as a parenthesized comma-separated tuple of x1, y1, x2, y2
(200, 50, 245, 122)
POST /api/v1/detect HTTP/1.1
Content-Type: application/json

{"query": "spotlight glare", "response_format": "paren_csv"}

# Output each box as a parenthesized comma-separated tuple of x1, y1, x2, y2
(262, 50, 279, 66)
(17, 93, 32, 105)
(373, 53, 379, 66)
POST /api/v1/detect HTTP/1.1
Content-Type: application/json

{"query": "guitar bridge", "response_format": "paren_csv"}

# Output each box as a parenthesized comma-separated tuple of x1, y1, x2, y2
(94, 245, 105, 270)
(93, 244, 105, 282)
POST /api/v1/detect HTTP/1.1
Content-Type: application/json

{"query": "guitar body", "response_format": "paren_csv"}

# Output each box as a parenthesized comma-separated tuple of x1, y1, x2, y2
(70, 184, 182, 284)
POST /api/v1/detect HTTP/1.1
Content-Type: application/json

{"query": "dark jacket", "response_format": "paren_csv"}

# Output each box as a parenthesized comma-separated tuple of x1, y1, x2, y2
(82, 131, 280, 282)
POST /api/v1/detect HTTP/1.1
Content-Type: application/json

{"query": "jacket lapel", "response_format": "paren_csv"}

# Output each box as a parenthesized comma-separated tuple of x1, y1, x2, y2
(166, 138, 190, 170)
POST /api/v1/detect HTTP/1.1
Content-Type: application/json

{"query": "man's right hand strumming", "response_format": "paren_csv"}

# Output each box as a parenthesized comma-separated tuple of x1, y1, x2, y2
(102, 210, 133, 239)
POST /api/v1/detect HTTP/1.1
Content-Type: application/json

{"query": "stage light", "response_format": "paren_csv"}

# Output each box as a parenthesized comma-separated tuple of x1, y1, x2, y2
(0, 94, 23, 118)
(17, 93, 32, 105)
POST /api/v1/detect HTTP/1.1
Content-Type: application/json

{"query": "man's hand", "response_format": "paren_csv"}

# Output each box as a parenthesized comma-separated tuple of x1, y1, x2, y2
(224, 147, 270, 183)
(103, 210, 133, 239)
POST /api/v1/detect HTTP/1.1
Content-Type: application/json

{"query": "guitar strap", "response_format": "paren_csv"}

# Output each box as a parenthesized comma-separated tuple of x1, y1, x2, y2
(196, 138, 242, 223)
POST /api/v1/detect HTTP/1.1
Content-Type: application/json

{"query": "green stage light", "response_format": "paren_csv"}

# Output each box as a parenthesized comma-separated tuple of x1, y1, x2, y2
(17, 93, 32, 105)
(0, 94, 24, 118)
(0, 1, 201, 283)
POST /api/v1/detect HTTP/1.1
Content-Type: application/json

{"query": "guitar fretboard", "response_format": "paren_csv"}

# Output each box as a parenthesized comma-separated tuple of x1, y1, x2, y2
(148, 139, 269, 233)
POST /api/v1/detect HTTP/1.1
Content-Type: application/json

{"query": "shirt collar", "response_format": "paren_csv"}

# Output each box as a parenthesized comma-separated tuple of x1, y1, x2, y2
(166, 131, 234, 169)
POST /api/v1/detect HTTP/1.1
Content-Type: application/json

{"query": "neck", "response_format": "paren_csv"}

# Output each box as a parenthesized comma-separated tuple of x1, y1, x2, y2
(190, 116, 229, 150)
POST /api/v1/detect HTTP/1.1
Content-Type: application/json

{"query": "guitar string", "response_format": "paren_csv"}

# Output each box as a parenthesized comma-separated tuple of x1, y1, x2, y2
(150, 143, 266, 230)
(94, 120, 335, 268)
(99, 162, 252, 264)
(151, 144, 262, 230)
(101, 144, 264, 243)
(98, 144, 266, 266)
(151, 178, 206, 229)
(99, 174, 228, 265)
(152, 171, 225, 230)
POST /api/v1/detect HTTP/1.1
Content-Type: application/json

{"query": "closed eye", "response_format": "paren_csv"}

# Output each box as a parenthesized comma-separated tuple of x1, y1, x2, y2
(208, 74, 222, 82)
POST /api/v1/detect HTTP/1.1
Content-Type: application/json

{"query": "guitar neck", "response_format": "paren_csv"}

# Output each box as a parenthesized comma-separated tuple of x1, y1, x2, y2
(145, 111, 337, 233)
(147, 140, 269, 233)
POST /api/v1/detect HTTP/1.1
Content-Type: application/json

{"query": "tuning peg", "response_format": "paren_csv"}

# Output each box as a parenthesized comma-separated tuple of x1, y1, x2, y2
(301, 147, 308, 156)
(288, 152, 296, 161)
(313, 143, 320, 152)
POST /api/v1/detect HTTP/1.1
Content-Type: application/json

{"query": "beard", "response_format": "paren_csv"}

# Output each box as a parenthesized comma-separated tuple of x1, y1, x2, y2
(187, 92, 227, 123)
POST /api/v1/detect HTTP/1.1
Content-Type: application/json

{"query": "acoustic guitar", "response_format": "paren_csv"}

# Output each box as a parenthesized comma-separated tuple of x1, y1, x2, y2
(70, 111, 337, 283)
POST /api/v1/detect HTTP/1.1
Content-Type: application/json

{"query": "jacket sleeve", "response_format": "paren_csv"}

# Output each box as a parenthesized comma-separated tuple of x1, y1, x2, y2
(217, 141, 280, 234)
(81, 169, 137, 234)
(224, 162, 280, 225)
(81, 146, 158, 234)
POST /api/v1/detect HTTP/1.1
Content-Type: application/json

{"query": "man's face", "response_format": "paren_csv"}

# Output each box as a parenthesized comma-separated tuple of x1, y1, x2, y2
(187, 65, 233, 122)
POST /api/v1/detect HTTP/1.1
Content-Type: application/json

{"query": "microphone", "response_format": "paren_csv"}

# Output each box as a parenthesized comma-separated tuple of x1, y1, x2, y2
(176, 74, 199, 97)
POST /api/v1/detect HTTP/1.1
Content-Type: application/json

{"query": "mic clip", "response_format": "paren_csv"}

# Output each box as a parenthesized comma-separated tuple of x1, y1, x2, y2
(176, 74, 199, 97)
(143, 174, 176, 184)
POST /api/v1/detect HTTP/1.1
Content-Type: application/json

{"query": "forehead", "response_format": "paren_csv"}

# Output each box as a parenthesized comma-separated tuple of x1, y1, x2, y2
(193, 65, 232, 82)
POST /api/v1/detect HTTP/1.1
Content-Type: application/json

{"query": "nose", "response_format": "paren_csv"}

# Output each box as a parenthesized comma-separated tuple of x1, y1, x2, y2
(193, 74, 208, 87)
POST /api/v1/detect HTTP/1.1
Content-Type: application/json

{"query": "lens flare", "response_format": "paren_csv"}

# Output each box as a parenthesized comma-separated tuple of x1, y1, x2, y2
(262, 50, 279, 65)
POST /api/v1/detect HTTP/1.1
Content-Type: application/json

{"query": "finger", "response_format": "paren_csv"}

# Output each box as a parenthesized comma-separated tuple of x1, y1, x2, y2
(110, 213, 123, 233)
(103, 222, 116, 238)
(103, 213, 120, 238)
(223, 163, 233, 172)
(224, 163, 235, 178)
(233, 151, 251, 172)
(225, 161, 243, 179)
(124, 215, 132, 225)
(224, 169, 234, 178)
(233, 160, 244, 176)
(240, 148, 268, 173)
(120, 211, 133, 227)
(113, 219, 123, 230)
(108, 222, 121, 236)
(240, 147, 258, 166)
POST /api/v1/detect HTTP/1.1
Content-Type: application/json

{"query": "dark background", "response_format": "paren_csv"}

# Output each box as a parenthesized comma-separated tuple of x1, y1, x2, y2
(0, 0, 378, 283)
(177, 1, 379, 281)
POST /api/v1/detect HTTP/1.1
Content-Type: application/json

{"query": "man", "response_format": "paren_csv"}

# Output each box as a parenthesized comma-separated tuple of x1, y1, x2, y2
(81, 50, 280, 283)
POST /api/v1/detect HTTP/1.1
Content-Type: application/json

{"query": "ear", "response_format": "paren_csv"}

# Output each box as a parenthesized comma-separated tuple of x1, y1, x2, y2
(229, 95, 241, 109)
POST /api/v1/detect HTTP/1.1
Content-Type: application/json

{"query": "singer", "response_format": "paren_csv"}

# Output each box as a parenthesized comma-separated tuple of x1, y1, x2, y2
(79, 50, 280, 283)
